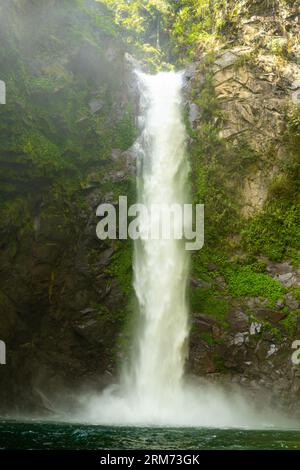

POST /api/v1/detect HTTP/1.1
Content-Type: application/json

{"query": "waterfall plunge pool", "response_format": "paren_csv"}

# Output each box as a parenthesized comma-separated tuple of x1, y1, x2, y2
(1, 421, 300, 450)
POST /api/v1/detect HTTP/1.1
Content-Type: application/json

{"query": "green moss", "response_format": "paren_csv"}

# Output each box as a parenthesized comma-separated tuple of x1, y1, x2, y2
(190, 287, 227, 314)
(191, 249, 216, 280)
(111, 106, 137, 150)
(0, 198, 31, 230)
(203, 297, 229, 318)
(190, 285, 229, 329)
(213, 354, 227, 372)
(266, 323, 282, 342)
(105, 242, 133, 295)
(249, 259, 267, 273)
(225, 266, 285, 306)
(21, 131, 63, 170)
(280, 312, 299, 337)
(200, 331, 215, 345)
(291, 287, 300, 300)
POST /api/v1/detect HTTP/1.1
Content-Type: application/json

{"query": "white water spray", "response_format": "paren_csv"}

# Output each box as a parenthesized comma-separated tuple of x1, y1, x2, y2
(127, 71, 190, 405)
(77, 71, 295, 428)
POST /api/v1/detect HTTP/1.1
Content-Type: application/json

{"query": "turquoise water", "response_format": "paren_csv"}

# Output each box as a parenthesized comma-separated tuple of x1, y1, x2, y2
(0, 421, 300, 449)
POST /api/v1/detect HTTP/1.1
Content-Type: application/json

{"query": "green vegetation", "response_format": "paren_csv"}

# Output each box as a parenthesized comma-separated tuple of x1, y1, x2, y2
(105, 241, 133, 295)
(188, 59, 242, 249)
(242, 203, 300, 262)
(0, 0, 137, 232)
(170, 0, 239, 60)
(281, 312, 298, 337)
(190, 286, 229, 318)
(98, 0, 171, 68)
(224, 266, 285, 306)
(200, 331, 215, 345)
(291, 288, 300, 300)
(242, 108, 300, 263)
(213, 354, 227, 372)
(98, 1, 245, 64)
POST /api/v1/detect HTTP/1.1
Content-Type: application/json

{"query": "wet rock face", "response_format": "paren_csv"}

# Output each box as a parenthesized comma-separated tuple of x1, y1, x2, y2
(184, 1, 300, 414)
(188, 260, 300, 410)
(212, 44, 299, 216)
(0, 0, 137, 414)
(0, 179, 130, 413)
(187, 2, 300, 218)
(189, 299, 300, 415)
(188, 260, 299, 405)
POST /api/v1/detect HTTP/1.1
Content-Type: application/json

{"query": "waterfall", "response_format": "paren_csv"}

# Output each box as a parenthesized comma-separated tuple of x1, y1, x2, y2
(128, 71, 190, 406)
(78, 71, 292, 429)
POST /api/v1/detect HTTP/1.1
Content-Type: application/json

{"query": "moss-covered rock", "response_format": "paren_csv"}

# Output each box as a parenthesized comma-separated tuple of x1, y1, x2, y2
(0, 0, 137, 412)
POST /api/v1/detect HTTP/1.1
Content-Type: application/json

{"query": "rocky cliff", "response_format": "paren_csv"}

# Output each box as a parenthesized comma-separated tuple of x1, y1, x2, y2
(0, 0, 137, 413)
(0, 0, 299, 415)
(185, 0, 300, 413)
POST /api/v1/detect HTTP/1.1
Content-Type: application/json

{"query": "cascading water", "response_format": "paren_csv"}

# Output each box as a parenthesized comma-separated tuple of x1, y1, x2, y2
(77, 70, 294, 428)
(127, 71, 190, 407)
